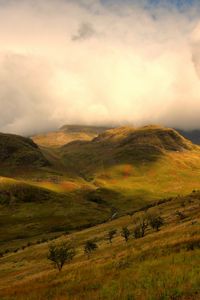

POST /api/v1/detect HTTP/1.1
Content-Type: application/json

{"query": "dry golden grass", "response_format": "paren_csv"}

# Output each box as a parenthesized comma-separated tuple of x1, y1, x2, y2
(32, 131, 98, 148)
(0, 192, 200, 300)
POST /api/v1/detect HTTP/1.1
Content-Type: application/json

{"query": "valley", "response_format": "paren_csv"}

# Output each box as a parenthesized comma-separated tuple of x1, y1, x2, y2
(0, 124, 200, 299)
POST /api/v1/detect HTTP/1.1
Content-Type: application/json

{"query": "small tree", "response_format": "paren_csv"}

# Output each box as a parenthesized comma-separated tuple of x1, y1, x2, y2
(107, 229, 117, 244)
(48, 242, 75, 272)
(133, 213, 148, 238)
(84, 240, 98, 257)
(121, 227, 130, 242)
(149, 214, 164, 231)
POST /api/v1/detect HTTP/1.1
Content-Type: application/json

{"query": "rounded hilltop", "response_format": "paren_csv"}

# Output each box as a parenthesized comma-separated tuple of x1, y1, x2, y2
(0, 132, 49, 167)
(93, 124, 194, 152)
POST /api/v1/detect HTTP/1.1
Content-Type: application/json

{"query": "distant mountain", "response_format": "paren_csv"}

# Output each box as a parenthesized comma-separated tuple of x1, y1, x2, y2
(60, 125, 194, 175)
(32, 124, 111, 148)
(60, 124, 110, 134)
(176, 129, 200, 145)
(0, 132, 49, 167)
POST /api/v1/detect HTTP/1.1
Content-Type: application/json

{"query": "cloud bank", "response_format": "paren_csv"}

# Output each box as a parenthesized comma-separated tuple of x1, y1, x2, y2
(0, 0, 200, 135)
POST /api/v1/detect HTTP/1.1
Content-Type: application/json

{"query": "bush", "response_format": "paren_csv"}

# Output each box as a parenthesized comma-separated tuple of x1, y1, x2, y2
(186, 240, 200, 251)
(148, 214, 164, 231)
(84, 240, 98, 257)
(133, 214, 148, 238)
(107, 229, 117, 244)
(48, 242, 75, 272)
(133, 225, 143, 239)
(121, 227, 130, 242)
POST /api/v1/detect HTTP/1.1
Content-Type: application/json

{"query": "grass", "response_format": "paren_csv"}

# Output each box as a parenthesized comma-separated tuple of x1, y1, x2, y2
(2, 126, 200, 253)
(1, 125, 200, 299)
(0, 132, 49, 167)
(0, 176, 111, 252)
(32, 125, 110, 148)
(0, 191, 199, 300)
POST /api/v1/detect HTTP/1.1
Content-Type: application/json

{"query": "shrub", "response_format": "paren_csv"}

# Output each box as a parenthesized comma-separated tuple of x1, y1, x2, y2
(121, 227, 130, 242)
(133, 225, 143, 239)
(84, 240, 98, 257)
(48, 242, 75, 272)
(26, 242, 33, 247)
(148, 214, 164, 231)
(107, 229, 117, 244)
(186, 240, 200, 251)
(133, 214, 148, 238)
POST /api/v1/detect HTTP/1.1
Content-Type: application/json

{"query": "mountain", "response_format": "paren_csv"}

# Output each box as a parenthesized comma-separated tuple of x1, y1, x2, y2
(32, 124, 111, 148)
(1, 124, 200, 300)
(0, 132, 49, 167)
(177, 129, 200, 145)
(1, 125, 200, 254)
(56, 125, 200, 213)
(60, 125, 195, 174)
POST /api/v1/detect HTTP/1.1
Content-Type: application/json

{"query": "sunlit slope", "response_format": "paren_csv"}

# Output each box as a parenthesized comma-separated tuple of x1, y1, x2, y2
(1, 125, 200, 254)
(58, 125, 200, 204)
(60, 125, 194, 174)
(0, 177, 110, 251)
(32, 125, 111, 148)
(95, 151, 200, 200)
(0, 191, 199, 300)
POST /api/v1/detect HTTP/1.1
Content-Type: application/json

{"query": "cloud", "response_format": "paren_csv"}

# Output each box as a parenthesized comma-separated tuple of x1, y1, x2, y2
(72, 22, 97, 41)
(0, 0, 200, 135)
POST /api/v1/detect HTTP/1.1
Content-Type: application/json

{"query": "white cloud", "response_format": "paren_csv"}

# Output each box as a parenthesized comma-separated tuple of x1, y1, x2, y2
(0, 0, 200, 135)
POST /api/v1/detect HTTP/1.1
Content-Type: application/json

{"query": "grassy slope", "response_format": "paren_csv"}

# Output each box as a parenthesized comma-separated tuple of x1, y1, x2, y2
(1, 126, 200, 252)
(0, 177, 110, 251)
(0, 132, 49, 167)
(32, 125, 111, 148)
(59, 126, 195, 176)
(0, 192, 199, 300)
(57, 126, 200, 212)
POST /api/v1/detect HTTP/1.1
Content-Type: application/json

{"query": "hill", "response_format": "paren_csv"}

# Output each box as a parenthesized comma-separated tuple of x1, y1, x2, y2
(1, 125, 200, 258)
(0, 177, 110, 251)
(60, 125, 195, 174)
(0, 190, 199, 300)
(0, 132, 49, 167)
(56, 125, 200, 212)
(32, 124, 111, 148)
(1, 125, 200, 299)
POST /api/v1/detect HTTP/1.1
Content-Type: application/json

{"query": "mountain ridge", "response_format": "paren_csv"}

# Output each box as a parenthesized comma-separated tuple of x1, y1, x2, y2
(60, 125, 196, 176)
(0, 132, 49, 167)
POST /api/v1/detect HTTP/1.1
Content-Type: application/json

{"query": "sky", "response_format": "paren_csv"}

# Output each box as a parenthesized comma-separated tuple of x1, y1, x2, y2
(0, 0, 200, 135)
